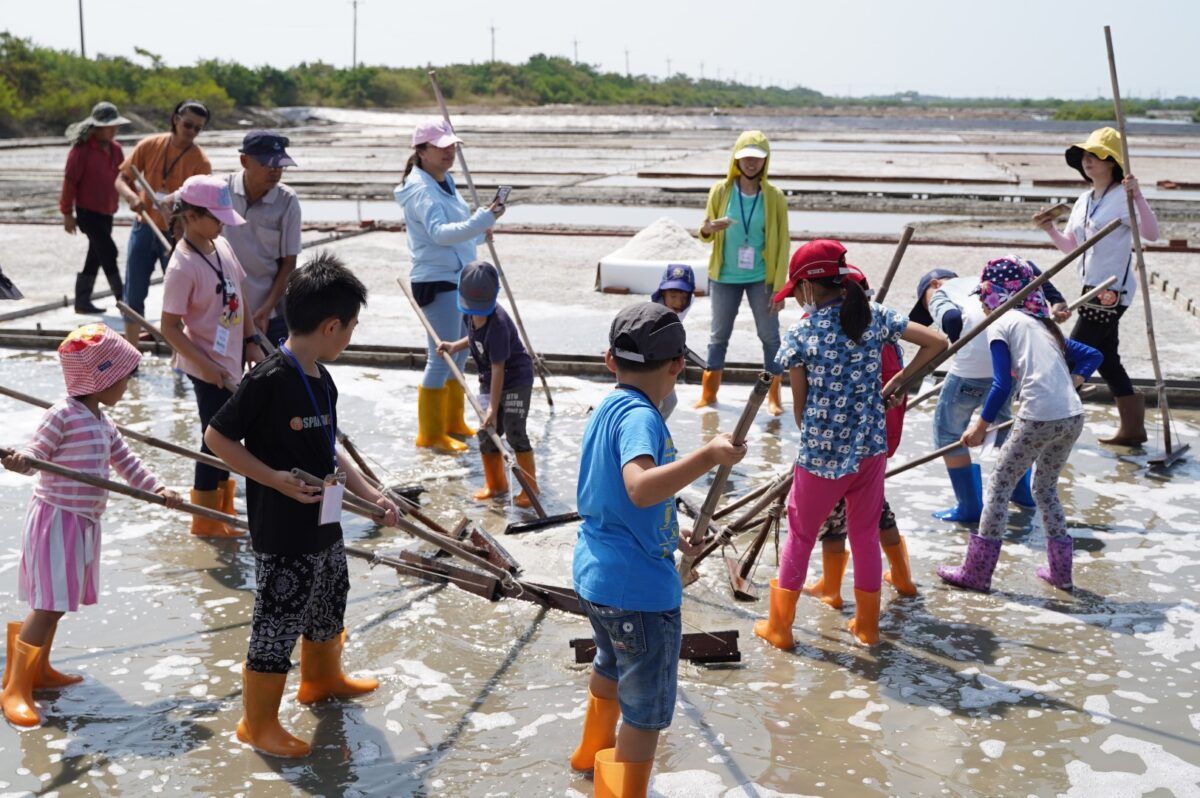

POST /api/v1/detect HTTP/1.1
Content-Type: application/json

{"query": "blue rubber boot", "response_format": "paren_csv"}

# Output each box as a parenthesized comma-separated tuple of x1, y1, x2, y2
(932, 464, 983, 524)
(1011, 467, 1036, 509)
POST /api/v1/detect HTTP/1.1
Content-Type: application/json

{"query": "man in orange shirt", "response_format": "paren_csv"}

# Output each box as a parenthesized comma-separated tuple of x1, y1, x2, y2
(114, 100, 212, 344)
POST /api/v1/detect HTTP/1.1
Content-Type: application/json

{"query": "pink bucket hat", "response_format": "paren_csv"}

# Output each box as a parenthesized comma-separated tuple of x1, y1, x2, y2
(412, 118, 462, 148)
(58, 323, 141, 396)
(177, 175, 245, 226)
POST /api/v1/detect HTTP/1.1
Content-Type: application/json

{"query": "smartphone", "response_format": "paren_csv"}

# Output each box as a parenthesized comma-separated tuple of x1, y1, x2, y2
(493, 185, 512, 206)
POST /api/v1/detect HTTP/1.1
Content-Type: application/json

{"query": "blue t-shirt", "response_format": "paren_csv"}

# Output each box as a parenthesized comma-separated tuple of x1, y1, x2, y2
(573, 387, 681, 612)
(718, 188, 766, 284)
(775, 301, 908, 479)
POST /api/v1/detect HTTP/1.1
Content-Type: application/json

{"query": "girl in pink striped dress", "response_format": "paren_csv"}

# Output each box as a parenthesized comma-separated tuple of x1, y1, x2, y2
(1, 324, 180, 727)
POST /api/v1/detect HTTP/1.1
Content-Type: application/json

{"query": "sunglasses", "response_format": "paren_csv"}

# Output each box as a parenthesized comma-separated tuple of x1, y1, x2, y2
(176, 118, 204, 133)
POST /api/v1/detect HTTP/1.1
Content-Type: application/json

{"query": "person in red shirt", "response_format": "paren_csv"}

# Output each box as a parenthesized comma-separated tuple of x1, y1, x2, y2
(60, 102, 130, 314)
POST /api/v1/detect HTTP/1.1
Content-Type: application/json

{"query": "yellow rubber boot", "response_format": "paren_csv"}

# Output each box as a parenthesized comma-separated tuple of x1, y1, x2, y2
(2, 637, 41, 727)
(569, 691, 620, 771)
(416, 386, 468, 454)
(190, 489, 240, 537)
(34, 624, 82, 689)
(594, 748, 654, 798)
(693, 369, 722, 409)
(236, 666, 311, 757)
(473, 451, 509, 500)
(882, 536, 918, 596)
(767, 374, 784, 416)
(753, 579, 799, 650)
(219, 478, 238, 516)
(513, 450, 539, 509)
(295, 634, 379, 705)
(445, 381, 477, 438)
(848, 589, 881, 645)
(803, 548, 849, 610)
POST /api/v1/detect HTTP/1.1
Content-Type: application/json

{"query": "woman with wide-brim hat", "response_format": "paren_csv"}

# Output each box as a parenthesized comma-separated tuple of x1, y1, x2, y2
(394, 119, 505, 453)
(60, 101, 132, 314)
(1034, 127, 1160, 446)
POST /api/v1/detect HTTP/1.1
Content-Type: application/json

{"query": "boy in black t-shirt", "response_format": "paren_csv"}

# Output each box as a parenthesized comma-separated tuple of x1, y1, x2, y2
(206, 252, 399, 758)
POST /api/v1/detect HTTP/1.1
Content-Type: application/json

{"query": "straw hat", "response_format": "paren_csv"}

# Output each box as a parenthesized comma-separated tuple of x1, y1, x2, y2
(1065, 127, 1124, 183)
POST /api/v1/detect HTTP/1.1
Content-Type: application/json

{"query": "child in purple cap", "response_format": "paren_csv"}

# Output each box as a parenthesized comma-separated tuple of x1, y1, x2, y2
(160, 174, 264, 536)
(939, 256, 1103, 593)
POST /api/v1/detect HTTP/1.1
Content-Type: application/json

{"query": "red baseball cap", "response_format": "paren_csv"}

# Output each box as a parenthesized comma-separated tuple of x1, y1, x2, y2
(773, 239, 849, 304)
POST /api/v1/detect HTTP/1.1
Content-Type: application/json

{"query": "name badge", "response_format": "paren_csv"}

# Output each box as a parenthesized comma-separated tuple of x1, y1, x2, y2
(318, 471, 347, 526)
(737, 245, 756, 270)
(213, 325, 230, 356)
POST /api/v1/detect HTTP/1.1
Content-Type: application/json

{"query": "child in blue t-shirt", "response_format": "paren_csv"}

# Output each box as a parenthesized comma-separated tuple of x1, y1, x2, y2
(569, 302, 746, 794)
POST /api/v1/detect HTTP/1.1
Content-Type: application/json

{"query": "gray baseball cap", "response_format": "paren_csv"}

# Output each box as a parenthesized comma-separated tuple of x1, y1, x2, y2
(609, 303, 686, 364)
(457, 260, 500, 315)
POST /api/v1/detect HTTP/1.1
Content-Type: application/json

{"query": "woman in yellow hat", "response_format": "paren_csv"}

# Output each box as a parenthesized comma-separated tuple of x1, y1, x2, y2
(1034, 127, 1160, 446)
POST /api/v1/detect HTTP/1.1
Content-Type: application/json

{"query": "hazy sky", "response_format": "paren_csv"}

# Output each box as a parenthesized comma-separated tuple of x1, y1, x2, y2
(7, 0, 1198, 99)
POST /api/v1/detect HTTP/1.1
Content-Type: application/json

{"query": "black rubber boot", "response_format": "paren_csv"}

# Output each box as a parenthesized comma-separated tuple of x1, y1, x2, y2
(74, 273, 105, 314)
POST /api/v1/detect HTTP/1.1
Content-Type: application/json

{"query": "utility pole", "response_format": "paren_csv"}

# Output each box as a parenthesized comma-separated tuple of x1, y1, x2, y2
(490, 21, 496, 62)
(624, 48, 630, 78)
(78, 0, 86, 58)
(350, 0, 362, 69)
(700, 61, 704, 80)
(666, 58, 671, 79)
(572, 37, 578, 64)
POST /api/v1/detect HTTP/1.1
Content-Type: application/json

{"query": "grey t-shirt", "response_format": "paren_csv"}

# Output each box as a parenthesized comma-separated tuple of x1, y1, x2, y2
(222, 171, 302, 320)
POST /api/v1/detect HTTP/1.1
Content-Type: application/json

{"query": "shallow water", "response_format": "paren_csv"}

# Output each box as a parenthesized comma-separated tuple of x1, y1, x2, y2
(1, 346, 1199, 797)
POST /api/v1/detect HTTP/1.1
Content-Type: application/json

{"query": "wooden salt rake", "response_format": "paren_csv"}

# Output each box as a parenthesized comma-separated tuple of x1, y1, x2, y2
(725, 491, 786, 602)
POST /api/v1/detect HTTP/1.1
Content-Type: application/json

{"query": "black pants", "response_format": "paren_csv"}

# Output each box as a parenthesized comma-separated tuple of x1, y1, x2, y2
(74, 208, 123, 302)
(478, 385, 532, 454)
(188, 375, 233, 491)
(247, 540, 349, 674)
(1071, 304, 1133, 397)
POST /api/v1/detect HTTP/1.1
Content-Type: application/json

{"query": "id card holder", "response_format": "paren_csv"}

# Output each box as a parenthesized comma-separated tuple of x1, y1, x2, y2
(737, 245, 755, 270)
(213, 325, 230, 356)
(318, 471, 347, 526)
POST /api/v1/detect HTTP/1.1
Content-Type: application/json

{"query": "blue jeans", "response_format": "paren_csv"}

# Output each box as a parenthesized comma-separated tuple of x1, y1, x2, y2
(705, 279, 782, 374)
(123, 219, 170, 316)
(420, 289, 468, 389)
(581, 600, 682, 731)
(932, 373, 1013, 458)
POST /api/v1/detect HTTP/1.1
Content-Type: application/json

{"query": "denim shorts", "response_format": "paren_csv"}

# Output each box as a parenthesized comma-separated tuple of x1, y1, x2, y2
(580, 599, 682, 731)
(932, 373, 1012, 457)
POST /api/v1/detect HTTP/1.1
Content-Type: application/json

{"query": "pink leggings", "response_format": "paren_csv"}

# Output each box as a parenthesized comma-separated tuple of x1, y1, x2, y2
(777, 454, 886, 593)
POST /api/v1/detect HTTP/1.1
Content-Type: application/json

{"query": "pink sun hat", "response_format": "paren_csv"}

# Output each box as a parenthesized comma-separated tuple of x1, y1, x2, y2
(177, 174, 245, 226)
(412, 118, 463, 148)
(58, 323, 142, 396)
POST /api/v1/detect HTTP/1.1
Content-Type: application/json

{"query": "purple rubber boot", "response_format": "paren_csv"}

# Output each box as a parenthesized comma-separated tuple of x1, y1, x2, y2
(937, 534, 1002, 592)
(1036, 536, 1074, 590)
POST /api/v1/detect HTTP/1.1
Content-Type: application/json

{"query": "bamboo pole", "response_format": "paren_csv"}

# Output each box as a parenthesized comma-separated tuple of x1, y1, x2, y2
(712, 468, 785, 521)
(0, 446, 245, 529)
(397, 277, 547, 518)
(116, 301, 239, 393)
(1103, 26, 1182, 465)
(426, 70, 554, 408)
(884, 420, 1015, 479)
(128, 165, 174, 252)
(873, 224, 916, 304)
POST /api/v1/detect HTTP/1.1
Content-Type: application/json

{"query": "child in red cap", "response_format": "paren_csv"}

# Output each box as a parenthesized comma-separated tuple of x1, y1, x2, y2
(754, 241, 945, 649)
(1, 324, 181, 727)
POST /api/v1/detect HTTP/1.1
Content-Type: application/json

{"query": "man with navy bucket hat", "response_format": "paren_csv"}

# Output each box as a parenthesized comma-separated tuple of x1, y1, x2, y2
(222, 130, 302, 347)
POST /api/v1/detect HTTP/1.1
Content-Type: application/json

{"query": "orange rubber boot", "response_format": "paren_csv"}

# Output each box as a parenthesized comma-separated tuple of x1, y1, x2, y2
(803, 548, 849, 609)
(594, 748, 654, 798)
(847, 589, 881, 645)
(473, 451, 509, 500)
(569, 691, 620, 771)
(753, 579, 799, 650)
(219, 478, 238, 516)
(295, 634, 378, 704)
(34, 624, 82, 689)
(445, 381, 477, 438)
(513, 451, 539, 509)
(692, 369, 722, 409)
(190, 488, 241, 538)
(1, 637, 41, 727)
(882, 536, 918, 596)
(236, 666, 311, 757)
(767, 374, 784, 416)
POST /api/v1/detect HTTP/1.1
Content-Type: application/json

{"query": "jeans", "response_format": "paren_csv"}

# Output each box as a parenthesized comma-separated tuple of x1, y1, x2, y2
(1071, 305, 1133, 397)
(74, 208, 122, 301)
(580, 599, 682, 731)
(188, 375, 233, 491)
(478, 385, 532, 453)
(123, 218, 170, 316)
(418, 287, 468, 389)
(932, 373, 1014, 458)
(705, 279, 782, 374)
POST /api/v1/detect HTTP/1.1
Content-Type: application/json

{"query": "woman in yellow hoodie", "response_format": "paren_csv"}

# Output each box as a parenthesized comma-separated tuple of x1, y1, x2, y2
(695, 130, 790, 415)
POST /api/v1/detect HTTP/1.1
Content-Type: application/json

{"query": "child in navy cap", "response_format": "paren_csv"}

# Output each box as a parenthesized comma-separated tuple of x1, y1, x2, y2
(650, 263, 695, 419)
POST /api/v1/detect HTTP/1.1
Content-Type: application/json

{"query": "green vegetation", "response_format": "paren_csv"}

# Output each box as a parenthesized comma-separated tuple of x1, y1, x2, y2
(1, 31, 1197, 136)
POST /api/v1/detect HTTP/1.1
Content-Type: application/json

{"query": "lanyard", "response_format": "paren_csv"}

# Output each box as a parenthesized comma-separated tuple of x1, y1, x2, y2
(1082, 182, 1119, 280)
(737, 188, 761, 233)
(186, 239, 229, 302)
(279, 345, 338, 472)
(1086, 182, 1117, 224)
(161, 140, 193, 182)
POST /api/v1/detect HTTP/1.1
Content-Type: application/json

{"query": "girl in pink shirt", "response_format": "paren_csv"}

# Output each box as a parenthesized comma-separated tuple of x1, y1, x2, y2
(160, 175, 263, 537)
(1, 324, 180, 727)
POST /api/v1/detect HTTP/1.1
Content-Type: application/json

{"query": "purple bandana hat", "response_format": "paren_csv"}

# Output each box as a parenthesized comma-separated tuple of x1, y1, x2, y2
(974, 256, 1051, 319)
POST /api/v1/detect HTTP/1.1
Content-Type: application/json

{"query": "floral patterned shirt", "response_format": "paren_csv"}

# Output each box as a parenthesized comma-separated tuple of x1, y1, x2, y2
(775, 301, 908, 479)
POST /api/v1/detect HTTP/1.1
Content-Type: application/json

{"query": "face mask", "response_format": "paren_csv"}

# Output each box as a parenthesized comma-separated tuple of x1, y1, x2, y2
(800, 303, 817, 316)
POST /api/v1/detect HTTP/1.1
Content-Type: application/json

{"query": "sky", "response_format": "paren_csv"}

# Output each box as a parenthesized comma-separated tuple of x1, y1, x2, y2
(5, 0, 1198, 99)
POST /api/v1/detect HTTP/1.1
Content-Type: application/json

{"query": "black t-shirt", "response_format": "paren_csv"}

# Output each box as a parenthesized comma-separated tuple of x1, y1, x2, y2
(209, 352, 342, 555)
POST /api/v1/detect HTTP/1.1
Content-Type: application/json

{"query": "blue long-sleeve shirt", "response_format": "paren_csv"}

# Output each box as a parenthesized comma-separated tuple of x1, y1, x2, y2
(982, 336, 1103, 422)
(394, 167, 495, 284)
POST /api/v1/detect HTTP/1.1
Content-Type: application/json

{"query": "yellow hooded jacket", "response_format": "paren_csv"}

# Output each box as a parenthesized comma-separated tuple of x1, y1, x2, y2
(698, 130, 790, 292)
